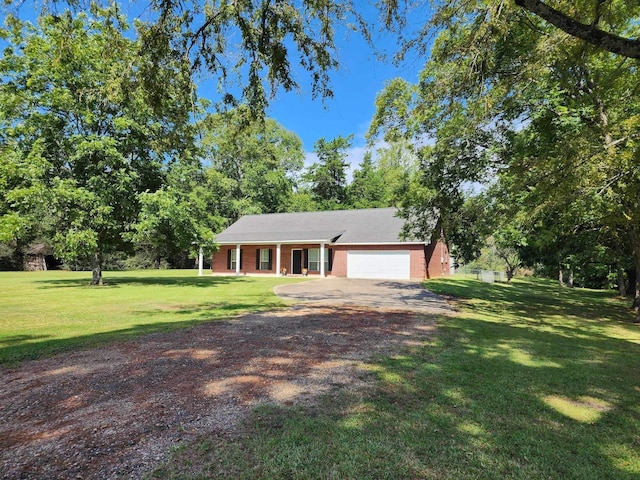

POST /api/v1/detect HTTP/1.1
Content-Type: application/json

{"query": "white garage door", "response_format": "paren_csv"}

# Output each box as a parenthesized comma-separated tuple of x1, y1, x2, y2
(347, 250, 411, 280)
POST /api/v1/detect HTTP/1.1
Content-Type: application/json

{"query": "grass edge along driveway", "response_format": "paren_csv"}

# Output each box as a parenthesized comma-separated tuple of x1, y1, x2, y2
(154, 276, 640, 480)
(0, 270, 307, 365)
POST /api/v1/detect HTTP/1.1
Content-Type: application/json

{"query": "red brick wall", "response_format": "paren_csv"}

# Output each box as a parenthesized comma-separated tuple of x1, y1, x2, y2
(212, 242, 450, 279)
(331, 247, 347, 277)
(213, 244, 336, 275)
(410, 247, 427, 279)
(425, 241, 450, 278)
(213, 245, 277, 275)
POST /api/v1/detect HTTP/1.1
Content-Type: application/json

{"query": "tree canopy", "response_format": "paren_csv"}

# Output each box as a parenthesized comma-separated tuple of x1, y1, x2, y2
(0, 6, 196, 284)
(370, 0, 640, 320)
(1, 0, 639, 322)
(514, 0, 640, 58)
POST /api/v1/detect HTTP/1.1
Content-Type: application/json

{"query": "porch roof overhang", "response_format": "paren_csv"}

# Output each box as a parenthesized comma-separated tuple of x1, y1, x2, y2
(215, 230, 344, 245)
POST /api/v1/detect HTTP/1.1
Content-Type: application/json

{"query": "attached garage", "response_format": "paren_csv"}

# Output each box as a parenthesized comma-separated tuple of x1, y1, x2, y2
(347, 250, 411, 280)
(213, 208, 451, 280)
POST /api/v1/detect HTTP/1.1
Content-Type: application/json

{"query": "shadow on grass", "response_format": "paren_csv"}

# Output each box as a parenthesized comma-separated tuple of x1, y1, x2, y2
(1, 305, 434, 479)
(33, 275, 241, 289)
(0, 334, 52, 347)
(159, 278, 640, 479)
(0, 301, 269, 365)
(349, 314, 640, 479)
(233, 319, 639, 479)
(137, 302, 269, 320)
(426, 277, 635, 324)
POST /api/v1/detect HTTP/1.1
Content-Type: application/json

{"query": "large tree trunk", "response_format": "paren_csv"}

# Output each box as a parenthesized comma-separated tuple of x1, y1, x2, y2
(634, 262, 640, 311)
(423, 218, 444, 280)
(568, 269, 574, 288)
(506, 267, 514, 284)
(92, 251, 103, 286)
(423, 243, 437, 280)
(633, 236, 640, 323)
(617, 265, 627, 297)
(558, 267, 564, 287)
(514, 0, 640, 59)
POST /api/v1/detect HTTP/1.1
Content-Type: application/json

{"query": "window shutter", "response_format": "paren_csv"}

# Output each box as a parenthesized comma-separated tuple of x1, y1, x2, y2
(268, 249, 273, 270)
(240, 249, 243, 269)
(328, 248, 333, 271)
(256, 249, 260, 270)
(227, 249, 232, 270)
(303, 249, 309, 269)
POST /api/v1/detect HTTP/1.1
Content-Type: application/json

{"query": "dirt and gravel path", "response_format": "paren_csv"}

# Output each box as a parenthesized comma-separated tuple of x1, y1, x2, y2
(1, 304, 440, 479)
(275, 278, 453, 314)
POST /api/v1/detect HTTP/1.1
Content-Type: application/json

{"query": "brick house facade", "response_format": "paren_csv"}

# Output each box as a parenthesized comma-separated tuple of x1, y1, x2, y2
(212, 208, 451, 280)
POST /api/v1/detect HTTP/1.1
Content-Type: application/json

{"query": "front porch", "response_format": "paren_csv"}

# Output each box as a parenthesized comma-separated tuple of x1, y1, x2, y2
(212, 243, 333, 277)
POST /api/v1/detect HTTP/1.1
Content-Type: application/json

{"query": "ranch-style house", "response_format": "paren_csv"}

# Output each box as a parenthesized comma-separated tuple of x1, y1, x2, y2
(212, 207, 451, 280)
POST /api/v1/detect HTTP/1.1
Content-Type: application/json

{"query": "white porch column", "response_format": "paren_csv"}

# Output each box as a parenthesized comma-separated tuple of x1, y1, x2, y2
(235, 244, 241, 276)
(197, 246, 203, 276)
(276, 243, 281, 276)
(320, 242, 325, 277)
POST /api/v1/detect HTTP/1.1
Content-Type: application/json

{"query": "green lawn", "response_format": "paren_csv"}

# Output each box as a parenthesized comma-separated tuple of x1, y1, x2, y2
(0, 269, 305, 364)
(154, 276, 640, 480)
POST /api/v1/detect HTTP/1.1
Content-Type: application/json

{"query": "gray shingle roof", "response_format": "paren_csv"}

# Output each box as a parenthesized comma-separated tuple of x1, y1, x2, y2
(215, 208, 424, 245)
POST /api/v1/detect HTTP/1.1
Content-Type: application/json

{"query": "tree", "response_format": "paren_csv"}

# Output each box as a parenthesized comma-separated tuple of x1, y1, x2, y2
(348, 152, 387, 209)
(284, 189, 318, 213)
(447, 194, 495, 265)
(200, 107, 305, 219)
(514, 0, 640, 58)
(375, 141, 419, 204)
(0, 8, 195, 284)
(346, 142, 419, 210)
(4, 0, 361, 114)
(128, 162, 230, 268)
(492, 232, 523, 284)
(370, 1, 640, 321)
(58, 0, 350, 116)
(369, 76, 495, 253)
(304, 135, 353, 210)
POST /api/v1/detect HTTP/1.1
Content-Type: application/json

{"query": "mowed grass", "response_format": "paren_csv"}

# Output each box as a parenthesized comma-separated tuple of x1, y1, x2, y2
(154, 276, 640, 480)
(0, 269, 306, 364)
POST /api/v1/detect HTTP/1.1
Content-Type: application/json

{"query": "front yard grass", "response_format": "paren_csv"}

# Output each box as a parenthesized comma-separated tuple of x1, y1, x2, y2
(0, 269, 305, 365)
(155, 276, 640, 479)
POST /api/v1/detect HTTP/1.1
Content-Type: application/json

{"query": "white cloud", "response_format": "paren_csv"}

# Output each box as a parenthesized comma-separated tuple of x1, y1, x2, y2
(344, 144, 368, 179)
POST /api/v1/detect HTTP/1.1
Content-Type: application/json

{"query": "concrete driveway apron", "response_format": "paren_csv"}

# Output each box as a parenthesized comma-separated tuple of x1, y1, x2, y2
(274, 278, 452, 314)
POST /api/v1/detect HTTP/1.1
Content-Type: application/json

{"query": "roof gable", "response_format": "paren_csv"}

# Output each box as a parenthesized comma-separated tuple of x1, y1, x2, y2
(215, 208, 424, 245)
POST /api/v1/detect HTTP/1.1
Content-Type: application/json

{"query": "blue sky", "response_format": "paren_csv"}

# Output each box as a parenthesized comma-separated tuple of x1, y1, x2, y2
(264, 23, 425, 174)
(265, 28, 424, 173)
(3, 1, 430, 173)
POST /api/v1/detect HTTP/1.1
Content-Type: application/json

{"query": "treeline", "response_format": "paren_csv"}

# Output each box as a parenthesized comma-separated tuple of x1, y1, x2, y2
(0, 6, 415, 282)
(1, 3, 639, 319)
(367, 1, 640, 317)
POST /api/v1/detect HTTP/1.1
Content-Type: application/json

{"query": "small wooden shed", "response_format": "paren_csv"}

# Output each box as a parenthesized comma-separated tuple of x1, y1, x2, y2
(24, 243, 53, 271)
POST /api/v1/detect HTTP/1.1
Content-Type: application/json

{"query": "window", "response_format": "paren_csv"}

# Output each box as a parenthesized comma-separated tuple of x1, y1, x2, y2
(227, 248, 243, 270)
(308, 248, 330, 271)
(259, 249, 271, 270)
(308, 248, 319, 271)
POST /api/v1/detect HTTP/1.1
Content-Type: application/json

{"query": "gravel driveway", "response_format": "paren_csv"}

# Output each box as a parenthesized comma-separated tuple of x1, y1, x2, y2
(275, 277, 452, 314)
(0, 300, 444, 479)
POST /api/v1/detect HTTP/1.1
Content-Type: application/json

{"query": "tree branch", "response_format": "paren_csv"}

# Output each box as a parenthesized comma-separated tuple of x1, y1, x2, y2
(514, 0, 640, 59)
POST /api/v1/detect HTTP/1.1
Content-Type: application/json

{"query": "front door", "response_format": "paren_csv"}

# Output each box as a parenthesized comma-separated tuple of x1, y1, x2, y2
(292, 249, 302, 274)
